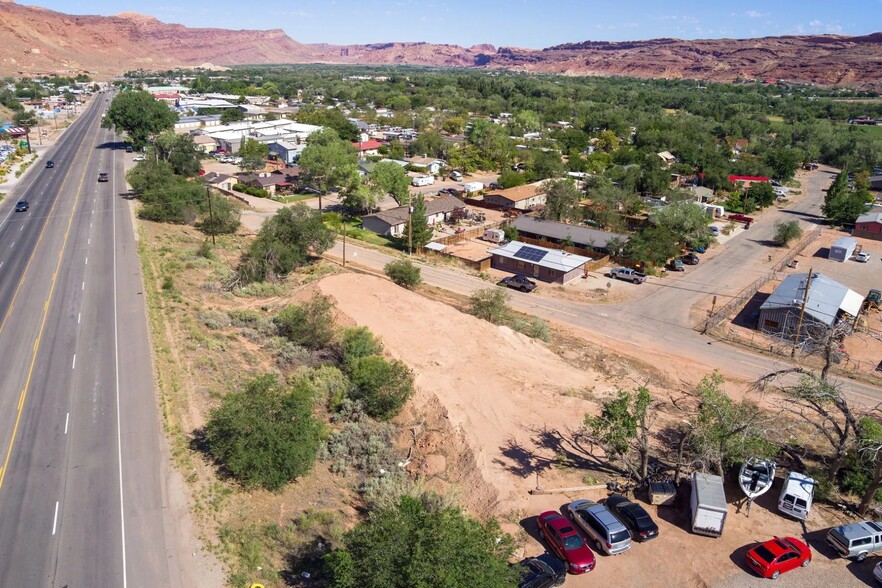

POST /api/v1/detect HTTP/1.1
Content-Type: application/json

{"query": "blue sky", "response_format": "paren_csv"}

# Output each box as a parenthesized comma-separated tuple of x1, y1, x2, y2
(25, 1, 882, 48)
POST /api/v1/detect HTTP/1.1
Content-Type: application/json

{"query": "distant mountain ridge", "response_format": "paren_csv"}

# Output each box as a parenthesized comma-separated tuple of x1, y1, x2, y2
(1, 1, 880, 89)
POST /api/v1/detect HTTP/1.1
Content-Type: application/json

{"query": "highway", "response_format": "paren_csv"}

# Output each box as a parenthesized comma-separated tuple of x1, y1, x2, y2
(0, 95, 178, 586)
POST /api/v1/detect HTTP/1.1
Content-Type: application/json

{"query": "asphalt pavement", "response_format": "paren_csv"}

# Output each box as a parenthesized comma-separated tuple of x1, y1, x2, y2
(326, 168, 882, 402)
(0, 94, 179, 586)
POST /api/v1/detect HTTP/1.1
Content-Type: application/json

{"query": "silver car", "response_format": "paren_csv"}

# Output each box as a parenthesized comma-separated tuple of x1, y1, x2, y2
(567, 499, 631, 555)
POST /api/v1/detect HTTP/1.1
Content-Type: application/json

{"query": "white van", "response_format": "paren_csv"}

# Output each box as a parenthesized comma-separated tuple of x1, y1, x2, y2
(778, 472, 814, 520)
(450, 171, 462, 181)
(412, 174, 435, 187)
(482, 229, 505, 243)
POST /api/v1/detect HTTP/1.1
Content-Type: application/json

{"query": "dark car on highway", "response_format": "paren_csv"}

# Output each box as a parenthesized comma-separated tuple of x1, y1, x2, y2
(515, 553, 567, 588)
(501, 274, 537, 292)
(45, 160, 54, 168)
(98, 172, 109, 182)
(15, 200, 29, 212)
(604, 495, 659, 542)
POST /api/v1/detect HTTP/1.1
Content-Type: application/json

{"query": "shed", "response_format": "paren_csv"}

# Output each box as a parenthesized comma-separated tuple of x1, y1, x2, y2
(488, 241, 591, 285)
(853, 212, 882, 241)
(829, 236, 858, 262)
(758, 272, 864, 340)
(483, 182, 547, 211)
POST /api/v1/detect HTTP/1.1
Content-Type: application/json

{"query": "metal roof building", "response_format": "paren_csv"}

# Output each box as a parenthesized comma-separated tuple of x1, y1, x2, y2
(758, 272, 863, 340)
(488, 240, 591, 284)
(511, 215, 629, 253)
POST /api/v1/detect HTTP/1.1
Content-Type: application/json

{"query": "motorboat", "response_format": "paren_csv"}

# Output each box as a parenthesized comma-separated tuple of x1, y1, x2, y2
(739, 457, 776, 500)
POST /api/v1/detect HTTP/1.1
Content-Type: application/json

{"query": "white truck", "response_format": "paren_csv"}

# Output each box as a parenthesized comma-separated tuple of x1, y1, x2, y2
(412, 174, 434, 187)
(463, 181, 484, 194)
(690, 472, 727, 537)
(609, 268, 646, 284)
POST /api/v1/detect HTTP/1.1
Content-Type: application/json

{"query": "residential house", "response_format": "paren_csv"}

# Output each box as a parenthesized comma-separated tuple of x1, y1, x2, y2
(235, 172, 296, 197)
(488, 241, 591, 284)
(408, 156, 444, 175)
(483, 182, 547, 211)
(268, 140, 304, 164)
(192, 135, 218, 153)
(203, 172, 236, 192)
(511, 215, 629, 254)
(657, 151, 676, 167)
(871, 176, 882, 191)
(361, 196, 466, 237)
(758, 272, 863, 339)
(352, 140, 383, 157)
(853, 212, 882, 241)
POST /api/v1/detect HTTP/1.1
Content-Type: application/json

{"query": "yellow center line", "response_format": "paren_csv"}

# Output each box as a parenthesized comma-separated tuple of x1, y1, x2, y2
(0, 106, 102, 492)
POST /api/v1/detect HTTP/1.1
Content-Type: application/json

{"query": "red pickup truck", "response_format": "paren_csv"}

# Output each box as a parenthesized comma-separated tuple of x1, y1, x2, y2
(728, 213, 754, 223)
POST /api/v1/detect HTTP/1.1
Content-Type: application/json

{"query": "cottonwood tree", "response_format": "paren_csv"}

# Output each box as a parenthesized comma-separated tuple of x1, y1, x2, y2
(541, 178, 583, 222)
(102, 90, 177, 149)
(686, 372, 776, 478)
(585, 387, 654, 480)
(855, 418, 882, 515)
(237, 137, 269, 173)
(371, 161, 411, 205)
(298, 128, 359, 210)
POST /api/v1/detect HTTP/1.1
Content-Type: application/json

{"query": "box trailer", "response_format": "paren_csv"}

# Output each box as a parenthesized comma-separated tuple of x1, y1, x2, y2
(412, 175, 435, 187)
(463, 182, 484, 193)
(829, 236, 857, 262)
(690, 472, 727, 537)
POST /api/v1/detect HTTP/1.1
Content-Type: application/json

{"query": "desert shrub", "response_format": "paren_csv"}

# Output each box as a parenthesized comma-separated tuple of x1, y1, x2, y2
(339, 327, 383, 369)
(320, 407, 399, 475)
(199, 309, 231, 330)
(296, 365, 352, 410)
(196, 239, 215, 260)
(773, 220, 802, 246)
(267, 337, 311, 368)
(197, 194, 240, 235)
(227, 308, 262, 328)
(512, 316, 551, 342)
(274, 294, 336, 351)
(469, 287, 510, 324)
(347, 356, 414, 420)
(384, 259, 422, 289)
(204, 374, 324, 491)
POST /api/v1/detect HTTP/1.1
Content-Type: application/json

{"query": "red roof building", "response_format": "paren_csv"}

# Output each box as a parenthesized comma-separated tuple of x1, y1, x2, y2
(353, 140, 383, 153)
(729, 175, 769, 184)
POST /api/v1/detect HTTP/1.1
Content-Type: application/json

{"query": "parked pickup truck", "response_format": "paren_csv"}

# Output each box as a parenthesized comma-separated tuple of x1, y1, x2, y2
(728, 213, 754, 223)
(610, 268, 646, 284)
(500, 274, 537, 292)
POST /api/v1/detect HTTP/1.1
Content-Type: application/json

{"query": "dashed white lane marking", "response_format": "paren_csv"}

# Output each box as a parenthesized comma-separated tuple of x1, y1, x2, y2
(64, 413, 69, 435)
(52, 501, 59, 535)
(71, 354, 76, 370)
(81, 281, 85, 291)
(77, 312, 81, 325)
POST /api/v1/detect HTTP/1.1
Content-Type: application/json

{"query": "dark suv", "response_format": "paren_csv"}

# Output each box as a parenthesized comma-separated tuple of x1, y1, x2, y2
(45, 160, 54, 168)
(15, 200, 29, 212)
(501, 274, 537, 292)
(98, 172, 109, 182)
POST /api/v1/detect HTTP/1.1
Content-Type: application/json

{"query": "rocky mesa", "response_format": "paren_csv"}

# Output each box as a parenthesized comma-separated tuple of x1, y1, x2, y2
(0, 0, 880, 88)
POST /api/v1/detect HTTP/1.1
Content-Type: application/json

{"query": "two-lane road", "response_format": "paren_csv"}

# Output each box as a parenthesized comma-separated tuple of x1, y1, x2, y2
(0, 95, 179, 586)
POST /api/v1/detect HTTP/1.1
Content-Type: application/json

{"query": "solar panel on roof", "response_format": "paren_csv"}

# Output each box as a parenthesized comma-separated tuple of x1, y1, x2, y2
(513, 245, 548, 263)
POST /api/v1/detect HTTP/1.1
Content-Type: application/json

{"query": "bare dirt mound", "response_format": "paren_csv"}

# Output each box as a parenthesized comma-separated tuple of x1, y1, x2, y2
(318, 273, 608, 516)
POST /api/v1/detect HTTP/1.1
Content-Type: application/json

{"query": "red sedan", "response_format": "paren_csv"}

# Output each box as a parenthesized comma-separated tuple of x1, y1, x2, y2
(745, 536, 811, 579)
(536, 511, 595, 574)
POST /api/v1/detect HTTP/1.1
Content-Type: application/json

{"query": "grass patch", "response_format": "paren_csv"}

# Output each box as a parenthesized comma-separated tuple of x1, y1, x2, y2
(274, 193, 315, 203)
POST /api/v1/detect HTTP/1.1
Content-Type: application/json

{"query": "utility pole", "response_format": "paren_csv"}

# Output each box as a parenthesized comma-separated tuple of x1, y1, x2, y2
(702, 295, 717, 335)
(791, 269, 813, 358)
(408, 203, 414, 256)
(205, 185, 216, 245)
(342, 216, 347, 268)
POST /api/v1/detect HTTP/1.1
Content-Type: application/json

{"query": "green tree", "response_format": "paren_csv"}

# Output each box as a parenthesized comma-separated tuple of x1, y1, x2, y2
(637, 154, 671, 195)
(103, 90, 177, 149)
(371, 161, 411, 204)
(469, 288, 510, 324)
(442, 116, 466, 134)
(652, 201, 712, 247)
(238, 137, 270, 172)
(220, 108, 245, 124)
(466, 119, 514, 170)
(748, 182, 776, 209)
(514, 109, 542, 133)
(384, 259, 422, 290)
(154, 130, 202, 176)
(237, 204, 335, 284)
(204, 374, 323, 491)
(324, 495, 518, 588)
(541, 178, 582, 222)
(274, 294, 336, 351)
(596, 129, 620, 153)
(624, 225, 681, 266)
(854, 418, 882, 515)
(338, 327, 384, 370)
(347, 356, 414, 420)
(585, 387, 653, 480)
(298, 128, 360, 208)
(497, 169, 526, 189)
(342, 180, 382, 214)
(772, 220, 802, 246)
(197, 193, 240, 235)
(12, 110, 38, 152)
(687, 372, 774, 478)
(764, 147, 803, 181)
(408, 194, 434, 250)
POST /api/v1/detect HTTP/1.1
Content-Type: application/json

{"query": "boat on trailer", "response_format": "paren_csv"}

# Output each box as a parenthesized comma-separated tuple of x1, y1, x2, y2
(739, 457, 776, 500)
